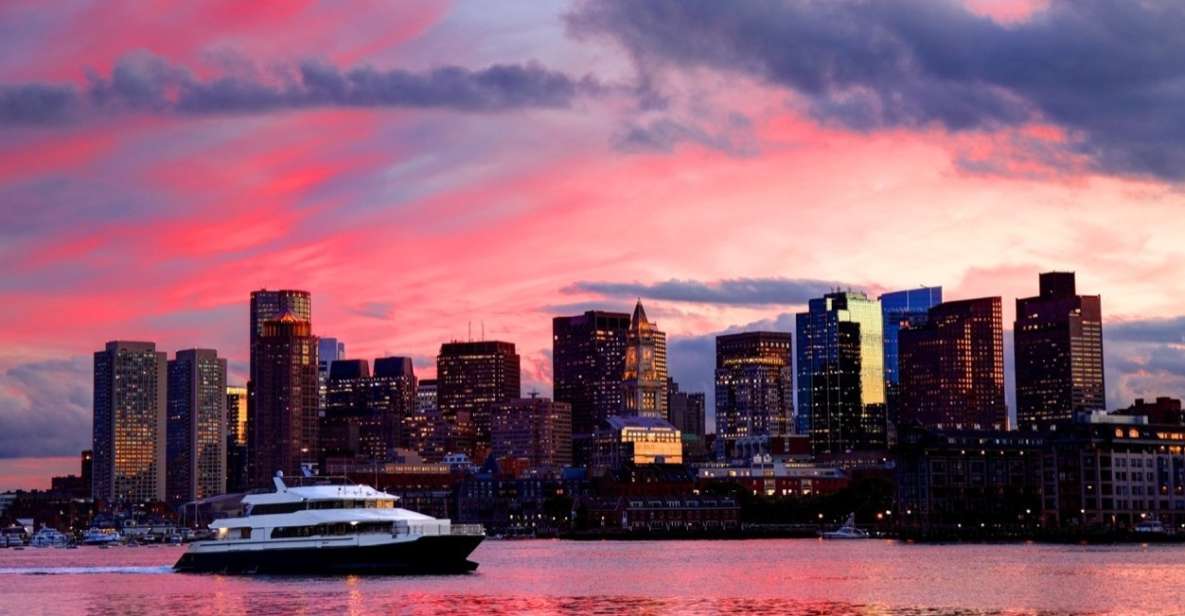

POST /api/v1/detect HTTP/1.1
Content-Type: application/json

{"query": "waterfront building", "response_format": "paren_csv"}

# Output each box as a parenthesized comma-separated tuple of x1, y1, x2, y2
(714, 331, 793, 442)
(880, 287, 943, 417)
(225, 385, 248, 492)
(667, 378, 707, 461)
(491, 396, 573, 469)
(1113, 397, 1184, 425)
(722, 434, 813, 464)
(697, 460, 848, 497)
(552, 310, 631, 463)
(166, 349, 228, 507)
(796, 291, 887, 454)
(248, 311, 319, 486)
(897, 297, 1006, 430)
(581, 496, 740, 533)
(1014, 272, 1105, 428)
(621, 301, 669, 420)
(93, 341, 168, 504)
(437, 341, 521, 459)
(592, 416, 683, 469)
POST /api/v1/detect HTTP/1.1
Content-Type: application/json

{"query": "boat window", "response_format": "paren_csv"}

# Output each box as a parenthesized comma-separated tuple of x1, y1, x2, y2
(238, 528, 251, 539)
(271, 522, 394, 539)
(249, 502, 305, 515)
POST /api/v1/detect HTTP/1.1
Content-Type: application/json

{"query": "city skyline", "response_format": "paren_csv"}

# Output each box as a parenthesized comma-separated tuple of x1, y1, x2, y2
(5, 2, 1185, 491)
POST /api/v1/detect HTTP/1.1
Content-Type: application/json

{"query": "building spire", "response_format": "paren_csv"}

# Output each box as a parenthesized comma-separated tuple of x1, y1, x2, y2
(632, 298, 648, 327)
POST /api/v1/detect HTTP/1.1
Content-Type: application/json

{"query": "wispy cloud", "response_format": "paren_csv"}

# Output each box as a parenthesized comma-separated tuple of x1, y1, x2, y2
(564, 277, 853, 306)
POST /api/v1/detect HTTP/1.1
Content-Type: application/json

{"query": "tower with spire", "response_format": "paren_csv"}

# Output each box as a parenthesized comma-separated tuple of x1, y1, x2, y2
(621, 300, 669, 420)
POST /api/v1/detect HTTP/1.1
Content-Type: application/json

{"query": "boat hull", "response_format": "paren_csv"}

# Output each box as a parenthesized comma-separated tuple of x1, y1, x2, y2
(173, 535, 483, 575)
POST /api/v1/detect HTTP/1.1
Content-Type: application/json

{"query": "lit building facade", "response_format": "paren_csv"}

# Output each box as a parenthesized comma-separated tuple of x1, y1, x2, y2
(225, 385, 248, 493)
(249, 311, 319, 486)
(796, 291, 886, 454)
(880, 286, 942, 418)
(437, 341, 521, 459)
(714, 331, 793, 441)
(247, 289, 311, 484)
(93, 341, 167, 504)
(898, 297, 1006, 430)
(1014, 272, 1105, 428)
(317, 337, 345, 409)
(552, 310, 631, 461)
(621, 301, 668, 420)
(166, 349, 227, 507)
(320, 359, 375, 460)
(593, 416, 683, 470)
(491, 396, 573, 469)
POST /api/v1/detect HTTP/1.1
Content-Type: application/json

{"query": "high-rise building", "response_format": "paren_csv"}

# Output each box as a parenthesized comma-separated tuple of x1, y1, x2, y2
(437, 341, 521, 459)
(373, 357, 417, 454)
(93, 341, 167, 504)
(552, 310, 631, 461)
(166, 349, 227, 506)
(320, 359, 374, 461)
(714, 331, 793, 441)
(592, 416, 683, 469)
(317, 337, 346, 408)
(225, 385, 248, 492)
(406, 378, 448, 462)
(80, 450, 93, 499)
(880, 287, 943, 416)
(1014, 272, 1105, 427)
(491, 396, 573, 468)
(667, 378, 706, 440)
(898, 297, 1006, 430)
(249, 311, 319, 485)
(621, 301, 668, 419)
(796, 291, 887, 454)
(247, 289, 311, 484)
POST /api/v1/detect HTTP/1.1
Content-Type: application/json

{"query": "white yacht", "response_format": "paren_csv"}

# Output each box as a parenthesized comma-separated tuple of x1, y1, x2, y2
(821, 513, 871, 539)
(29, 527, 69, 547)
(82, 528, 122, 546)
(174, 473, 484, 574)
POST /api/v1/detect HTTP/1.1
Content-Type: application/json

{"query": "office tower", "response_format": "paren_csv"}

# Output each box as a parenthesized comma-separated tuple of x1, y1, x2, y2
(320, 359, 374, 460)
(796, 291, 886, 454)
(92, 341, 167, 504)
(166, 349, 228, 506)
(317, 337, 346, 408)
(714, 332, 794, 441)
(406, 378, 447, 461)
(225, 385, 248, 492)
(437, 341, 521, 459)
(897, 297, 1006, 430)
(552, 310, 631, 461)
(880, 286, 943, 415)
(667, 378, 706, 439)
(1014, 272, 1105, 427)
(247, 289, 311, 483)
(373, 357, 417, 453)
(249, 311, 319, 485)
(621, 301, 668, 419)
(491, 396, 573, 468)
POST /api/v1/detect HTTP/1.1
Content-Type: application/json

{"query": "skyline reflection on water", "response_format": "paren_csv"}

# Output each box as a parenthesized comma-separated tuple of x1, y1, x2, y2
(2, 539, 1183, 615)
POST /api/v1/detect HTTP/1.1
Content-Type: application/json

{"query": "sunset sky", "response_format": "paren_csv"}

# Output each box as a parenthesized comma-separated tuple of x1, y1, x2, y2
(2, 0, 1185, 489)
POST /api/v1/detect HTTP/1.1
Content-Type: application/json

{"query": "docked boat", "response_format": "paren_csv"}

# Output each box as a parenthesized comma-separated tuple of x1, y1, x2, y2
(1, 525, 27, 547)
(174, 473, 484, 574)
(82, 528, 122, 546)
(821, 514, 871, 539)
(29, 527, 69, 547)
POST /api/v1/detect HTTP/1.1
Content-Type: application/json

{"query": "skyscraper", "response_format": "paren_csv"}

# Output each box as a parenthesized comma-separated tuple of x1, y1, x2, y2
(437, 341, 521, 459)
(317, 337, 346, 409)
(1014, 272, 1105, 427)
(249, 311, 319, 485)
(93, 341, 167, 504)
(714, 331, 794, 441)
(248, 289, 311, 483)
(491, 396, 573, 468)
(796, 291, 886, 455)
(898, 297, 1006, 430)
(667, 378, 707, 440)
(320, 359, 374, 461)
(225, 385, 248, 492)
(621, 301, 668, 419)
(552, 310, 631, 461)
(406, 378, 448, 461)
(880, 286, 943, 412)
(166, 349, 227, 506)
(373, 356, 417, 455)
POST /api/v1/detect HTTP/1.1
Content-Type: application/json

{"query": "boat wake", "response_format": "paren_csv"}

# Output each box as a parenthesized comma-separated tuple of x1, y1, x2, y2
(0, 566, 173, 576)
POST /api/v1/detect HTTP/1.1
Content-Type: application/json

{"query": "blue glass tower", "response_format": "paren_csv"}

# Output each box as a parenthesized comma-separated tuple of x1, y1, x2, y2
(879, 287, 942, 388)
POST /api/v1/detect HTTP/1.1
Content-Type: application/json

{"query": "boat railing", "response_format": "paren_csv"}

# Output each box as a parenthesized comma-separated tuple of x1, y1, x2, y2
(393, 521, 485, 537)
(448, 524, 485, 536)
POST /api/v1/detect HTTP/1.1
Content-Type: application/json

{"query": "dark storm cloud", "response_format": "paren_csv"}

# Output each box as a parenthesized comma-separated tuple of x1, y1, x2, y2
(0, 52, 601, 125)
(568, 0, 1185, 180)
(564, 277, 850, 306)
(0, 358, 92, 458)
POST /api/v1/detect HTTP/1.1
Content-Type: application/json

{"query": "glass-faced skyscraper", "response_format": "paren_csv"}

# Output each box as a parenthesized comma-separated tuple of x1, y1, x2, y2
(93, 341, 167, 504)
(166, 349, 227, 507)
(1014, 272, 1105, 427)
(879, 287, 943, 389)
(796, 291, 886, 454)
